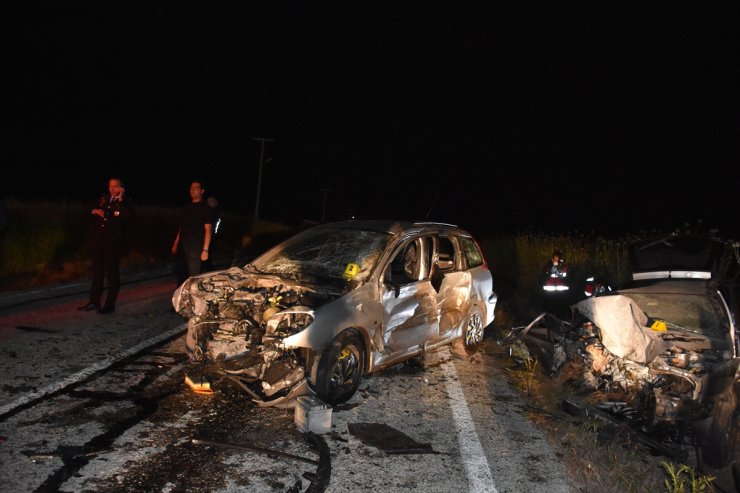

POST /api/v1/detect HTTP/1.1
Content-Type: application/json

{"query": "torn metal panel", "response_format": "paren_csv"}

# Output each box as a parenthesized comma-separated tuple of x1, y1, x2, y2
(437, 271, 471, 334)
(383, 280, 439, 352)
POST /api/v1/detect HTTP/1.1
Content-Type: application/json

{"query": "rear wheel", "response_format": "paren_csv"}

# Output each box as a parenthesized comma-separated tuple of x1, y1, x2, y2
(462, 306, 485, 353)
(315, 330, 365, 406)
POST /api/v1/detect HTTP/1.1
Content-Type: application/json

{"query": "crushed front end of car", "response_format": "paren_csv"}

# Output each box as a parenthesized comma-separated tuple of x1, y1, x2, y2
(173, 266, 342, 407)
(570, 294, 737, 424)
(502, 293, 738, 467)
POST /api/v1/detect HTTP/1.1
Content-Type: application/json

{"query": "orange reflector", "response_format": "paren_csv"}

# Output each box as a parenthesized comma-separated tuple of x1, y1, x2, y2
(185, 374, 213, 394)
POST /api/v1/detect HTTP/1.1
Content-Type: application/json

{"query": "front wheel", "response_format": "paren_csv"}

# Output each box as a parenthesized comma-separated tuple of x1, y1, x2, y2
(315, 330, 365, 406)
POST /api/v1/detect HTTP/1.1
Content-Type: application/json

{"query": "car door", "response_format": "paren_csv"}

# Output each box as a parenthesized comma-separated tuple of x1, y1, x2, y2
(433, 235, 472, 335)
(381, 236, 439, 353)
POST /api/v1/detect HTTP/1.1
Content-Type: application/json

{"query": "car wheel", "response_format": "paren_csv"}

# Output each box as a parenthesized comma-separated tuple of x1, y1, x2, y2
(463, 306, 485, 353)
(315, 329, 365, 406)
(701, 388, 737, 468)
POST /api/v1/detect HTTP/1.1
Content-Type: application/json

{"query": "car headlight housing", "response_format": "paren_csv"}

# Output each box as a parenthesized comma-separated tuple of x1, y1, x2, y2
(172, 278, 193, 316)
(265, 306, 314, 338)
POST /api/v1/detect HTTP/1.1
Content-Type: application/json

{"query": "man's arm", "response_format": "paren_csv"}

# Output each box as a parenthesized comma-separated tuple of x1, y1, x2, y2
(115, 196, 133, 222)
(172, 228, 181, 254)
(200, 223, 213, 261)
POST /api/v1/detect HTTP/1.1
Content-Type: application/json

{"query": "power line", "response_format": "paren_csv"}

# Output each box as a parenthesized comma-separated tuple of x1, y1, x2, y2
(253, 136, 275, 224)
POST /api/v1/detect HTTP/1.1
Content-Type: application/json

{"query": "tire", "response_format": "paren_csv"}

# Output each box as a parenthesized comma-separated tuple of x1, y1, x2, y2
(462, 306, 485, 353)
(315, 330, 365, 406)
(701, 388, 737, 468)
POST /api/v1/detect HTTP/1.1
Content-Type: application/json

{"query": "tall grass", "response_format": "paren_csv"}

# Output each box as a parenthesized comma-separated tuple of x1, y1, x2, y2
(478, 229, 655, 326)
(0, 198, 90, 276)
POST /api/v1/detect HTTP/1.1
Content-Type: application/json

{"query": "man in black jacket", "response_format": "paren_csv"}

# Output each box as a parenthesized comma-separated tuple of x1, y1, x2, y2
(78, 177, 132, 314)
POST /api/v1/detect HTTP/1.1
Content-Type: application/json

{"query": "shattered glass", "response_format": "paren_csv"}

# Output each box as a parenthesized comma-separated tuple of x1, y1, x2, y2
(252, 228, 390, 285)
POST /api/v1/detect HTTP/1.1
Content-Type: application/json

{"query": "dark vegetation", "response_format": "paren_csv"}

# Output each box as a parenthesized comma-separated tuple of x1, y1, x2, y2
(0, 198, 294, 292)
(0, 197, 654, 298)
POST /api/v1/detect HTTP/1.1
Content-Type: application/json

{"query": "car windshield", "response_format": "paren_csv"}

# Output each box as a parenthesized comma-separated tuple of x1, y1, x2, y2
(621, 291, 730, 338)
(251, 227, 391, 284)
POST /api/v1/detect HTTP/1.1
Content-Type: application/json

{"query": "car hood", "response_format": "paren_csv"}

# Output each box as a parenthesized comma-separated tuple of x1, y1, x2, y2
(172, 266, 345, 319)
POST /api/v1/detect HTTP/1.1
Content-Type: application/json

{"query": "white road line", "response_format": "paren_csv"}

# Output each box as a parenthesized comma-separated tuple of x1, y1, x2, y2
(443, 359, 499, 493)
(0, 324, 187, 419)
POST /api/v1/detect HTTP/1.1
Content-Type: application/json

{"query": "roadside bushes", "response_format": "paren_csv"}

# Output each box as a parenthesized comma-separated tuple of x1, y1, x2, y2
(0, 198, 90, 278)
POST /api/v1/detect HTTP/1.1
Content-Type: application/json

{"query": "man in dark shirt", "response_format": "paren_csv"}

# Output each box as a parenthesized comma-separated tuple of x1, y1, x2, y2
(171, 180, 213, 287)
(78, 177, 133, 314)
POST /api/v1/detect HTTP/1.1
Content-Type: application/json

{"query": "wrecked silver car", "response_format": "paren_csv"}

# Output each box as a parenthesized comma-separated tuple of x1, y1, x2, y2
(502, 234, 739, 468)
(173, 220, 497, 407)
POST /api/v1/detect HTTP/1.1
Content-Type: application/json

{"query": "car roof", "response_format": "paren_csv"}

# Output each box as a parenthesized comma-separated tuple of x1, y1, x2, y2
(313, 219, 471, 237)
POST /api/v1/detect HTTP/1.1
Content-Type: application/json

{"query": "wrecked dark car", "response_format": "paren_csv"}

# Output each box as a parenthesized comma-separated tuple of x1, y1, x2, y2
(173, 220, 498, 407)
(501, 234, 739, 468)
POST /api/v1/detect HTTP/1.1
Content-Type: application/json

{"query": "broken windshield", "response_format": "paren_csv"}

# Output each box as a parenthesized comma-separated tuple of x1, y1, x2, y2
(252, 227, 390, 284)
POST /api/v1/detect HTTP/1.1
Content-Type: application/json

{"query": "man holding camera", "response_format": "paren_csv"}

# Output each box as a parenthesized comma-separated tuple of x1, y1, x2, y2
(78, 177, 132, 314)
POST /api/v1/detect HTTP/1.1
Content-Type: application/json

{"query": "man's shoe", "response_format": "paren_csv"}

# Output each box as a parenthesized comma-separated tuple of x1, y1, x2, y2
(97, 306, 115, 314)
(78, 302, 100, 311)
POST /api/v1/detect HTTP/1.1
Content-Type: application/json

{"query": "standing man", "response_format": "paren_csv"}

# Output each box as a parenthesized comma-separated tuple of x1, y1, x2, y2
(78, 177, 132, 314)
(171, 180, 213, 287)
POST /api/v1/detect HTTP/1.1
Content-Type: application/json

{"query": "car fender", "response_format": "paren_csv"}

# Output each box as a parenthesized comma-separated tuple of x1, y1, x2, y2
(469, 265, 497, 325)
(282, 284, 381, 351)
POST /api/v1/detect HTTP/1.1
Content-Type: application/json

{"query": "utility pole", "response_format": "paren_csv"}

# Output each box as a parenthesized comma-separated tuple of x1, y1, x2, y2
(424, 191, 439, 220)
(319, 188, 332, 223)
(253, 137, 274, 225)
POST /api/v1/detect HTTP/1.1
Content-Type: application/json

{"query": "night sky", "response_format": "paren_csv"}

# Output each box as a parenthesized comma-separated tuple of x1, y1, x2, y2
(10, 4, 740, 237)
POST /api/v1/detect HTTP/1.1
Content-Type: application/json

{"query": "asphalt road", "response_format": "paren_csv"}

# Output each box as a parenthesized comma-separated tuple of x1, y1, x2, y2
(0, 273, 577, 492)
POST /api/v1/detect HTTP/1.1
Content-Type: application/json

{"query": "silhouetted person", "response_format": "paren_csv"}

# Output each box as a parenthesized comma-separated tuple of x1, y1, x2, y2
(171, 180, 213, 286)
(78, 177, 132, 314)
